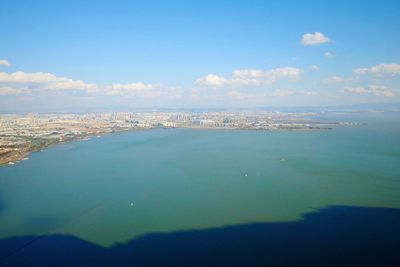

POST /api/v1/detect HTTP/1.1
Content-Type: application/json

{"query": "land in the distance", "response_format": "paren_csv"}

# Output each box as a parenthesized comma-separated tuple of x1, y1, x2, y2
(0, 111, 352, 165)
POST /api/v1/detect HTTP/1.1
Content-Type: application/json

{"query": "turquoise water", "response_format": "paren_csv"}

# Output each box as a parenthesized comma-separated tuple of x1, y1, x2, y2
(0, 114, 399, 247)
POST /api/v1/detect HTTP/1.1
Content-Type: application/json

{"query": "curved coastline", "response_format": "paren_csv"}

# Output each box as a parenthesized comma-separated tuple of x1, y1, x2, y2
(0, 128, 148, 166)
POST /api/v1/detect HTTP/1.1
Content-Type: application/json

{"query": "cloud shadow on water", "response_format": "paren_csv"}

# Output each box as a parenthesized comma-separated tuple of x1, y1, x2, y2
(0, 205, 399, 266)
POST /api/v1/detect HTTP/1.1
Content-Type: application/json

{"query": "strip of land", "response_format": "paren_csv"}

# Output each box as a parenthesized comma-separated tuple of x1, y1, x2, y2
(0, 111, 353, 165)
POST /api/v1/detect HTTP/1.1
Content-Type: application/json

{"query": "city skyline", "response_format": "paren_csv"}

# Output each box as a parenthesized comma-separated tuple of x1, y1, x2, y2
(1, 0, 400, 111)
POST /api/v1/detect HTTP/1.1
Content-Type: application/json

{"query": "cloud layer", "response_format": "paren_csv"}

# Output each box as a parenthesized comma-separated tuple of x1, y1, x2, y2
(342, 85, 395, 97)
(107, 82, 154, 96)
(0, 71, 160, 97)
(353, 64, 400, 76)
(0, 71, 97, 91)
(196, 67, 302, 87)
(1, 58, 399, 107)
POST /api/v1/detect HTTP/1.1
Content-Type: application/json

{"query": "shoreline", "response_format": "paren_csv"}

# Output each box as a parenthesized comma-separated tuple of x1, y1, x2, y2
(0, 125, 335, 167)
(0, 127, 146, 167)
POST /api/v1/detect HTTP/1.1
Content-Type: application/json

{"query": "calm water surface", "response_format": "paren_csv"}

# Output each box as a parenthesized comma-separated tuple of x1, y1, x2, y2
(0, 114, 399, 247)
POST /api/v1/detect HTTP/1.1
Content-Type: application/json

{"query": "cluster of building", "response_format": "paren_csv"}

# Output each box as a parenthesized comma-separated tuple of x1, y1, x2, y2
(0, 111, 346, 165)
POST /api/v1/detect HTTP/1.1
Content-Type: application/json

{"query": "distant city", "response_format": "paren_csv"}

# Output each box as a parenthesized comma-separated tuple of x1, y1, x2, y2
(0, 111, 356, 165)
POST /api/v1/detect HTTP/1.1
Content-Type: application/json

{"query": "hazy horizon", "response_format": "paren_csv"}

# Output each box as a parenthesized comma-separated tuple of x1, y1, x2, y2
(1, 101, 399, 114)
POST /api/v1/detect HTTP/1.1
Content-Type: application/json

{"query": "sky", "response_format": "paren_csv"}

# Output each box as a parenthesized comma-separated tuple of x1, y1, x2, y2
(0, 0, 400, 111)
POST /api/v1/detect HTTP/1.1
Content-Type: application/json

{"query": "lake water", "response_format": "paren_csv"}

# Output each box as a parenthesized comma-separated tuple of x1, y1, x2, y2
(0, 113, 399, 247)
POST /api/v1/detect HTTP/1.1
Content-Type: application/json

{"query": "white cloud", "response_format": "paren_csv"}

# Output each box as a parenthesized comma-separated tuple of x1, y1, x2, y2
(0, 86, 30, 95)
(299, 90, 318, 96)
(0, 71, 164, 98)
(0, 60, 11, 67)
(324, 52, 334, 58)
(271, 89, 317, 97)
(301, 32, 331, 46)
(342, 85, 395, 97)
(271, 89, 295, 97)
(111, 82, 153, 91)
(196, 67, 302, 87)
(106, 82, 154, 96)
(0, 71, 97, 91)
(310, 65, 319, 71)
(195, 74, 228, 87)
(324, 75, 353, 83)
(353, 63, 400, 76)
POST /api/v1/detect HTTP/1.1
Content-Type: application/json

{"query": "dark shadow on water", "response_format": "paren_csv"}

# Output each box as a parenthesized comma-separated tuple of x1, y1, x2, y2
(0, 205, 399, 266)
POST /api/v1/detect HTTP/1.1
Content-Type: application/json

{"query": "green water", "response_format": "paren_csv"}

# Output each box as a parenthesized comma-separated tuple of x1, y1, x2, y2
(0, 114, 399, 247)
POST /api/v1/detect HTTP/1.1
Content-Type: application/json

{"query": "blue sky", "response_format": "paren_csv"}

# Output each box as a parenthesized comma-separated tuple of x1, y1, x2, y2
(1, 0, 400, 111)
